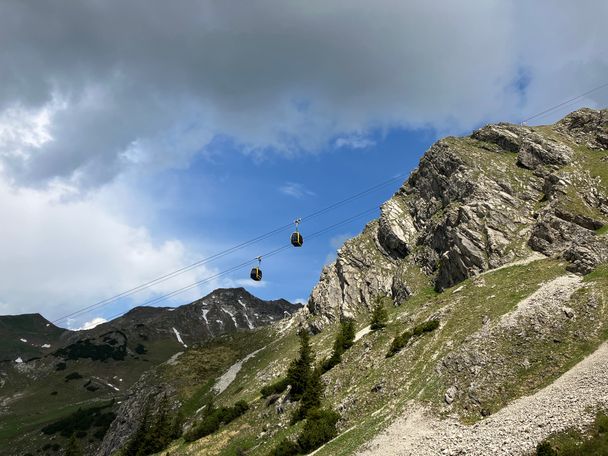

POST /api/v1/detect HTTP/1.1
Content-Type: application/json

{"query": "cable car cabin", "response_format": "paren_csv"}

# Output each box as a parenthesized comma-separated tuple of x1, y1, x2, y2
(291, 231, 303, 247)
(250, 266, 262, 281)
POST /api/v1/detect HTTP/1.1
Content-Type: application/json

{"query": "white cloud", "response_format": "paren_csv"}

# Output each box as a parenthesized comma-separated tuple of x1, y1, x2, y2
(0, 1, 606, 190)
(78, 317, 107, 330)
(0, 178, 218, 324)
(279, 182, 316, 199)
(292, 298, 308, 305)
(334, 135, 376, 150)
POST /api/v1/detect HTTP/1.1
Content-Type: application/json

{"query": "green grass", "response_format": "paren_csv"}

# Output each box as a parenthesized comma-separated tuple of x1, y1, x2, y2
(539, 410, 608, 455)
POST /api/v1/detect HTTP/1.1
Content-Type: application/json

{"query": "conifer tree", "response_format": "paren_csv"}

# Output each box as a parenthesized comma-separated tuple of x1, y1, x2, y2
(370, 301, 388, 331)
(286, 330, 313, 400)
(292, 367, 324, 423)
(341, 319, 356, 350)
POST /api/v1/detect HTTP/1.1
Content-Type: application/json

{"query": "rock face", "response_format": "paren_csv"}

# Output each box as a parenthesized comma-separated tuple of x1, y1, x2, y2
(308, 108, 608, 325)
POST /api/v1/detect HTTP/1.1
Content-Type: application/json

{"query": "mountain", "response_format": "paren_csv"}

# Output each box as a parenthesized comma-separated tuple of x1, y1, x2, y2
(0, 288, 298, 456)
(3, 108, 607, 456)
(88, 108, 608, 456)
(0, 313, 68, 361)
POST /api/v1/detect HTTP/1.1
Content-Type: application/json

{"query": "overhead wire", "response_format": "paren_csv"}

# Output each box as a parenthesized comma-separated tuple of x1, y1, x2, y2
(98, 207, 380, 323)
(51, 174, 403, 325)
(49, 81, 608, 326)
(520, 81, 608, 125)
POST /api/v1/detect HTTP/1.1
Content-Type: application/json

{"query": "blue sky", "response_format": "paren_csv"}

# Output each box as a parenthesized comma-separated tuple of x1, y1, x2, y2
(0, 1, 607, 329)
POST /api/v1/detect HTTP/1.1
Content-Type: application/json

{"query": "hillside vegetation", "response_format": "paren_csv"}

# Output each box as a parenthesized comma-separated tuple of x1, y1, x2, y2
(92, 109, 608, 456)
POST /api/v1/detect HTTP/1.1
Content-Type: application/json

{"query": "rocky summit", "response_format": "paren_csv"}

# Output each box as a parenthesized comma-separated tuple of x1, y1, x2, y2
(308, 108, 608, 328)
(2, 108, 608, 456)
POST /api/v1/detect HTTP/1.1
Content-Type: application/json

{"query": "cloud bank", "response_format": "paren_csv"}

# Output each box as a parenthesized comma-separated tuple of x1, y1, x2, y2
(1, 0, 606, 190)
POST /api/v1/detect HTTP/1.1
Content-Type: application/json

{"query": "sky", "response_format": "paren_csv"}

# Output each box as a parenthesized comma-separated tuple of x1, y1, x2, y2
(0, 0, 607, 329)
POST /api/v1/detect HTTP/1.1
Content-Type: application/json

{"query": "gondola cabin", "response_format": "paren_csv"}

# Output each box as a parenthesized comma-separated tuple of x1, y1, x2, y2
(291, 231, 303, 247)
(250, 266, 262, 281)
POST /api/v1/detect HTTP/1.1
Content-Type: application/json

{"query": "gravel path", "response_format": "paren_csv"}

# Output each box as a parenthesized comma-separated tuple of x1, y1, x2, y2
(357, 341, 608, 455)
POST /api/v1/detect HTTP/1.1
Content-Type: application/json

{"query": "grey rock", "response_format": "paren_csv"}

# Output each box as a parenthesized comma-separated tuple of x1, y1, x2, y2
(445, 386, 458, 405)
(306, 108, 607, 323)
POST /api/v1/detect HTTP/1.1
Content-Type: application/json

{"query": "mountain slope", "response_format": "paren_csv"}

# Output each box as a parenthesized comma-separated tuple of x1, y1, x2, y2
(0, 313, 67, 361)
(0, 288, 298, 456)
(118, 108, 608, 456)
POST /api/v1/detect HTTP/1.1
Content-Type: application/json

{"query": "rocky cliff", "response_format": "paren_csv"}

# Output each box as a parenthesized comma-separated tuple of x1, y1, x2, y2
(308, 108, 608, 327)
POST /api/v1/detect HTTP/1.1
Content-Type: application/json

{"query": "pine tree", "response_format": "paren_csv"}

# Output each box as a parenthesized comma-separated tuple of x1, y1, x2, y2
(370, 302, 388, 331)
(286, 330, 313, 400)
(292, 367, 324, 423)
(340, 319, 356, 350)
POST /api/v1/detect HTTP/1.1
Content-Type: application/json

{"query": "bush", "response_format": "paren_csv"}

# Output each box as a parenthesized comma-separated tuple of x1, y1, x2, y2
(269, 439, 300, 456)
(369, 296, 392, 331)
(536, 442, 557, 456)
(386, 319, 440, 358)
(134, 344, 147, 354)
(261, 377, 289, 398)
(320, 319, 356, 374)
(269, 409, 341, 456)
(297, 409, 340, 452)
(183, 400, 249, 442)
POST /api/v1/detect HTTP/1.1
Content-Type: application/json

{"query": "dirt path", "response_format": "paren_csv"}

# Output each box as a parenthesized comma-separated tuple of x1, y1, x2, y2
(357, 341, 608, 455)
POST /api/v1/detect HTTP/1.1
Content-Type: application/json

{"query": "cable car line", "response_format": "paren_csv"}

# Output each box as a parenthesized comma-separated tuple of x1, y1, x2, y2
(51, 175, 402, 325)
(57, 207, 379, 324)
(520, 81, 608, 125)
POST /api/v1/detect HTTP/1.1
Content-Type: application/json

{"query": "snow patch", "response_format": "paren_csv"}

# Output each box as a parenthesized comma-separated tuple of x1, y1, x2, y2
(354, 325, 372, 342)
(238, 299, 247, 309)
(213, 347, 265, 394)
(242, 312, 254, 330)
(19, 338, 27, 343)
(222, 308, 239, 327)
(172, 327, 188, 348)
(41, 343, 51, 348)
(15, 357, 23, 363)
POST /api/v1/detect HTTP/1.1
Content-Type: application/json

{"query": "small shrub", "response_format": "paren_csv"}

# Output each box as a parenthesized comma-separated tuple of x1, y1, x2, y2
(536, 442, 557, 456)
(55, 362, 67, 371)
(386, 319, 440, 357)
(320, 351, 341, 373)
(320, 319, 356, 374)
(297, 409, 340, 452)
(134, 344, 147, 354)
(183, 400, 249, 442)
(370, 302, 388, 331)
(261, 377, 289, 398)
(269, 438, 300, 456)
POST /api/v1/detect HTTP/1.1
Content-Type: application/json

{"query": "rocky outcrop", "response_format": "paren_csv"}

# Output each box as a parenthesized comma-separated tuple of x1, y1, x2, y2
(307, 108, 608, 325)
(96, 371, 178, 456)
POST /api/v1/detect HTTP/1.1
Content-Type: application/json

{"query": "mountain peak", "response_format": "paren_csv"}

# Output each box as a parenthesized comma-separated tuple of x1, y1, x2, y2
(308, 108, 608, 327)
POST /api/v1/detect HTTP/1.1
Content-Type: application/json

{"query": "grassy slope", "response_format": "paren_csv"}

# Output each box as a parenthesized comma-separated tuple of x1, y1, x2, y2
(155, 258, 608, 456)
(0, 336, 184, 455)
(155, 128, 608, 456)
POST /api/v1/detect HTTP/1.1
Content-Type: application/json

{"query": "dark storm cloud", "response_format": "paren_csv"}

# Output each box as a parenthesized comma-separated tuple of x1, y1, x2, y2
(0, 0, 606, 188)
